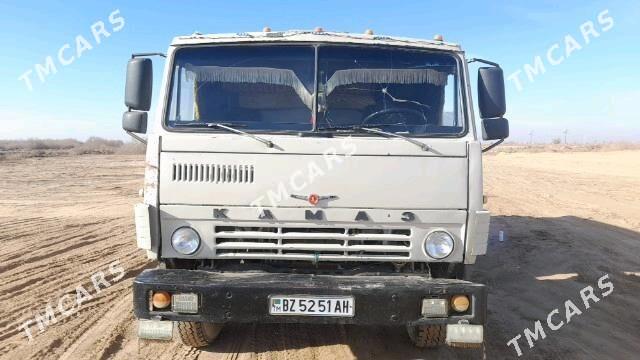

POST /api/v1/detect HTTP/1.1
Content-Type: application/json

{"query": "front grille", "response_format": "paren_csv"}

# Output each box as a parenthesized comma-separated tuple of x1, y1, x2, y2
(172, 163, 254, 183)
(213, 226, 412, 261)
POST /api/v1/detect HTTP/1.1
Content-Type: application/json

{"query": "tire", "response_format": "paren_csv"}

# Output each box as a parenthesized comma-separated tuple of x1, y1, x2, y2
(407, 324, 446, 348)
(176, 321, 223, 348)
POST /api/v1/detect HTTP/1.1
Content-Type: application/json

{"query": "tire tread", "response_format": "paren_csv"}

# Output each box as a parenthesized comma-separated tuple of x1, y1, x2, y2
(176, 321, 221, 348)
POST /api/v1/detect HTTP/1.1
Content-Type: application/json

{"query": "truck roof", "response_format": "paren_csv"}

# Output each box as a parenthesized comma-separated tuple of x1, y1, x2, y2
(171, 30, 462, 52)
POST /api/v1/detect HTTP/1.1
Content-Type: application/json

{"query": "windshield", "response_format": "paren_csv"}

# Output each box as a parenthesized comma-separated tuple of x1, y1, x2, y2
(317, 46, 462, 135)
(166, 44, 464, 136)
(166, 45, 315, 131)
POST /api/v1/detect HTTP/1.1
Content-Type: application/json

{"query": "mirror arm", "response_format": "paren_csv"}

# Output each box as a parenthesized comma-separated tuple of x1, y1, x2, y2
(482, 138, 504, 153)
(467, 58, 501, 68)
(126, 131, 147, 145)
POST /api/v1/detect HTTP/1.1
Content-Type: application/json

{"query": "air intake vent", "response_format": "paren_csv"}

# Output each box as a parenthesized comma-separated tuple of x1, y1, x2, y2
(172, 163, 254, 183)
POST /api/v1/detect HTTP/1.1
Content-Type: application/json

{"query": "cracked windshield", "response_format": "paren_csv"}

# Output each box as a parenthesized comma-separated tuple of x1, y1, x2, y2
(317, 46, 462, 135)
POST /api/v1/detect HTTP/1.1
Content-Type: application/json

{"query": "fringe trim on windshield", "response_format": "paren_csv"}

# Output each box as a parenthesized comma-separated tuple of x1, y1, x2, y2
(184, 64, 313, 109)
(325, 68, 448, 95)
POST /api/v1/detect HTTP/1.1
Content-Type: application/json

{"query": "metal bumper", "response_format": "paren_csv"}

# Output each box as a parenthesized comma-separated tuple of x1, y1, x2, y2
(133, 269, 486, 326)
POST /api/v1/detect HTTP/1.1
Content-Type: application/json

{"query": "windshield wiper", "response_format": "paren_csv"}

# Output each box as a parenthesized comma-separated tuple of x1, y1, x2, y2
(361, 127, 431, 152)
(209, 123, 275, 148)
(173, 121, 247, 128)
(318, 124, 431, 152)
(173, 122, 275, 148)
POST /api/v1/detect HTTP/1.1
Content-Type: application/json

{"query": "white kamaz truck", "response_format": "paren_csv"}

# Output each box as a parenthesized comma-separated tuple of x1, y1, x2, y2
(123, 29, 509, 349)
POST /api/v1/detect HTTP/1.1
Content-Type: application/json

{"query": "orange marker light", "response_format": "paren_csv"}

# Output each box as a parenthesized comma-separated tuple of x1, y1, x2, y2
(308, 194, 320, 205)
(451, 295, 470, 313)
(152, 291, 171, 309)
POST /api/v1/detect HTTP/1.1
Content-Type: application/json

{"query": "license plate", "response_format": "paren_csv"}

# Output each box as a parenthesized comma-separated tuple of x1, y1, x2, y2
(269, 295, 355, 317)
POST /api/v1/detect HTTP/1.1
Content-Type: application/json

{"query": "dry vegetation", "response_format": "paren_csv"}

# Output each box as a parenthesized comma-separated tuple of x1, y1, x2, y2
(0, 137, 145, 160)
(3, 138, 638, 160)
(494, 141, 640, 154)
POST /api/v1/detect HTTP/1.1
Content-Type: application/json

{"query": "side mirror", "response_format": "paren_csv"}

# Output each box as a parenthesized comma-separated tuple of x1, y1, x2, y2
(122, 111, 147, 134)
(477, 67, 506, 119)
(125, 58, 153, 111)
(482, 117, 509, 141)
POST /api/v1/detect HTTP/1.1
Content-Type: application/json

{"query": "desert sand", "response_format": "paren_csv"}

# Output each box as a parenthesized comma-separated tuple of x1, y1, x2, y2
(0, 150, 638, 359)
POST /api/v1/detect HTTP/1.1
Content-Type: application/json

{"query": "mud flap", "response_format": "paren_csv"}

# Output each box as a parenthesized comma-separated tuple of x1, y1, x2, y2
(134, 203, 152, 250)
(465, 209, 491, 264)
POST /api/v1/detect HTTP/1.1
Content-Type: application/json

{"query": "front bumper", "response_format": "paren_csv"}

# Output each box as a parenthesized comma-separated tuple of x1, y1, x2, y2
(133, 269, 486, 326)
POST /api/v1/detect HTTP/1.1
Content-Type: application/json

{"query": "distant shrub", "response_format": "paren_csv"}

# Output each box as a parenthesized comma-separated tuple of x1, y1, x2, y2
(114, 142, 146, 154)
(0, 137, 145, 159)
(491, 142, 640, 154)
(72, 137, 126, 155)
(551, 138, 562, 145)
(85, 137, 125, 148)
(0, 138, 81, 151)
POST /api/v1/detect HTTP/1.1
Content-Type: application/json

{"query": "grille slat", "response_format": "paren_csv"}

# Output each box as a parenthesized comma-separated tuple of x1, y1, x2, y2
(211, 253, 411, 261)
(215, 243, 407, 252)
(171, 163, 254, 184)
(214, 231, 410, 242)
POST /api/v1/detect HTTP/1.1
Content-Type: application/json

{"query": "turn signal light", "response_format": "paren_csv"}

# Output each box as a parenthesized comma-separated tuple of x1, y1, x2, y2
(152, 291, 171, 309)
(450, 295, 470, 313)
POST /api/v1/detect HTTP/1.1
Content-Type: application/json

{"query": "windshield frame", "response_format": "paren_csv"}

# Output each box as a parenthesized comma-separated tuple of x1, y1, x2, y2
(161, 42, 469, 138)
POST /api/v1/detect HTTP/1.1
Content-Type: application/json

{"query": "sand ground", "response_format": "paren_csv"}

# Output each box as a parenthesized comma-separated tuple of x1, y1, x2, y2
(0, 150, 638, 359)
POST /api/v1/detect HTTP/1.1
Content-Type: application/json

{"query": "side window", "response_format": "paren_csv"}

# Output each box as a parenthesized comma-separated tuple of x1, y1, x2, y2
(442, 73, 457, 127)
(167, 66, 196, 121)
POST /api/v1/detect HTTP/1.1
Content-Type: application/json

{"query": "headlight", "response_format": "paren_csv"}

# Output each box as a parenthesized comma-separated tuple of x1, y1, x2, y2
(425, 231, 454, 259)
(171, 227, 200, 255)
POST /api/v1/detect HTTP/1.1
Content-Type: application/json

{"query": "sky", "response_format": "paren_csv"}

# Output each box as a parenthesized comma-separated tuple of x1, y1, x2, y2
(0, 0, 638, 143)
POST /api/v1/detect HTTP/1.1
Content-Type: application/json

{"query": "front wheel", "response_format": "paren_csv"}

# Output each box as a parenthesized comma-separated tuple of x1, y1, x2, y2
(407, 324, 446, 348)
(176, 321, 223, 348)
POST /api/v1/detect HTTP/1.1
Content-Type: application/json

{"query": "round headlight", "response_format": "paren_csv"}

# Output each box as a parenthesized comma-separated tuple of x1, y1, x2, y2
(171, 227, 200, 255)
(425, 231, 454, 259)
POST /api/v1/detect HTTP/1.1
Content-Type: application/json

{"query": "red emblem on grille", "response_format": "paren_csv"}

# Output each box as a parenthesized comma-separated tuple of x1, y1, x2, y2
(308, 193, 320, 205)
(290, 194, 338, 205)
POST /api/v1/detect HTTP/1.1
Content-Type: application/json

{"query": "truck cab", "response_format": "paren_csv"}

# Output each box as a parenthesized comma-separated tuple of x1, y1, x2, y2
(124, 29, 509, 348)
